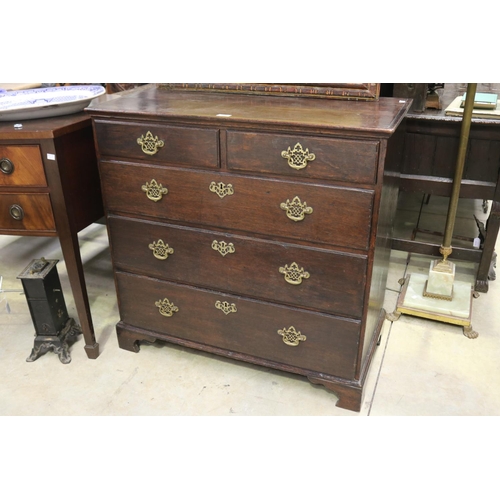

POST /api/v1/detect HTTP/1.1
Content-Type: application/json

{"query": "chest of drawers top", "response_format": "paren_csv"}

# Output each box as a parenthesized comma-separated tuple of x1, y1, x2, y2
(87, 86, 409, 138)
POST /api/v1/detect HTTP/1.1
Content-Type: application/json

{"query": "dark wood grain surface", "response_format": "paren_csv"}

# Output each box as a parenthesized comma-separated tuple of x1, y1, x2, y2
(0, 112, 91, 139)
(115, 270, 361, 380)
(107, 215, 368, 318)
(99, 161, 375, 251)
(87, 85, 409, 136)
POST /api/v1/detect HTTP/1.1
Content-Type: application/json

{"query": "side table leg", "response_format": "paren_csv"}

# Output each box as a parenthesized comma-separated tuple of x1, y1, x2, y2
(39, 136, 102, 359)
(59, 230, 100, 359)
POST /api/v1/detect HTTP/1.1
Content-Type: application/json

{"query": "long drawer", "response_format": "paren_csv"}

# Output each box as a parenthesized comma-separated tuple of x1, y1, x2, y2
(0, 193, 55, 231)
(0, 145, 47, 187)
(108, 215, 367, 317)
(100, 161, 374, 250)
(115, 271, 360, 380)
(226, 130, 379, 183)
(93, 120, 220, 168)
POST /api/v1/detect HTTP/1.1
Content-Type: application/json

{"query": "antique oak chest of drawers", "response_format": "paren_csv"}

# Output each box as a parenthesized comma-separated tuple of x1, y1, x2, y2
(88, 86, 409, 411)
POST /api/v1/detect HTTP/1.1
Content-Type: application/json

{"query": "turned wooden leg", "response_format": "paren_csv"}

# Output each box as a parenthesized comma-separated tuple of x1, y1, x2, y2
(308, 377, 363, 412)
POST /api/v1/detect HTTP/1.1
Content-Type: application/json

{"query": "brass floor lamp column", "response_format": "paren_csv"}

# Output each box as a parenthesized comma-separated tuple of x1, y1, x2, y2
(441, 83, 478, 265)
(388, 83, 479, 339)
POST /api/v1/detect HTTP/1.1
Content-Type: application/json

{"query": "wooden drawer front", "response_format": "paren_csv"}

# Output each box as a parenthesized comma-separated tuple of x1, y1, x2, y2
(93, 120, 219, 168)
(116, 271, 360, 380)
(108, 215, 367, 318)
(226, 130, 379, 183)
(100, 162, 374, 250)
(0, 193, 55, 231)
(0, 145, 47, 187)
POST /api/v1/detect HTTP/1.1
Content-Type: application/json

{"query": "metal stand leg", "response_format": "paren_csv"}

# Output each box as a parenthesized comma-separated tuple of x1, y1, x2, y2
(26, 318, 82, 364)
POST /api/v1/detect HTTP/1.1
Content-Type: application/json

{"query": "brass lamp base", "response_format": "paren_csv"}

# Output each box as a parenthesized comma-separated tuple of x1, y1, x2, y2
(387, 273, 478, 339)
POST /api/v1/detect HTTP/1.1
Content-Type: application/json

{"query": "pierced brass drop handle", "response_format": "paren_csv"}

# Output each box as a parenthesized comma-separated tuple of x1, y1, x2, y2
(149, 239, 174, 260)
(137, 131, 165, 156)
(278, 326, 307, 346)
(142, 179, 168, 202)
(279, 262, 310, 285)
(280, 196, 313, 222)
(281, 143, 315, 170)
(155, 298, 179, 317)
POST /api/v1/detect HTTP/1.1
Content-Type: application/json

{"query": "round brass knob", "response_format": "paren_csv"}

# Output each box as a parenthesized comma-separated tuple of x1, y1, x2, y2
(9, 204, 24, 220)
(0, 158, 14, 175)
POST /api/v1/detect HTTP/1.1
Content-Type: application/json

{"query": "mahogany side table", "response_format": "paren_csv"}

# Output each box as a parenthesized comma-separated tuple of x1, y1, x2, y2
(0, 112, 103, 358)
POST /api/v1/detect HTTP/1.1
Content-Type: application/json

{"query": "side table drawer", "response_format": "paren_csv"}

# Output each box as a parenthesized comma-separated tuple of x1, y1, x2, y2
(116, 271, 360, 380)
(226, 130, 379, 183)
(108, 215, 368, 317)
(93, 120, 220, 168)
(0, 145, 47, 187)
(0, 193, 55, 231)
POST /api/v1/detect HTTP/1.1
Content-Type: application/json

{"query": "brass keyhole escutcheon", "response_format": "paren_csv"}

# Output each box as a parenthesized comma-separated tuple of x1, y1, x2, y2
(155, 298, 179, 317)
(281, 143, 315, 170)
(137, 131, 165, 156)
(279, 262, 310, 285)
(215, 300, 237, 315)
(280, 196, 313, 222)
(142, 179, 168, 202)
(278, 326, 307, 346)
(149, 240, 174, 260)
(209, 181, 234, 199)
(211, 240, 235, 256)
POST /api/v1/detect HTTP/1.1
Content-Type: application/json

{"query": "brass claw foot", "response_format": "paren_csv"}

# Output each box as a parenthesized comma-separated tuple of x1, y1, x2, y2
(463, 325, 478, 339)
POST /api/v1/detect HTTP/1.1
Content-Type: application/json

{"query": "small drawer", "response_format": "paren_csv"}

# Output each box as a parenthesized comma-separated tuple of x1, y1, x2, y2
(108, 215, 368, 318)
(93, 120, 220, 168)
(0, 145, 47, 187)
(100, 161, 374, 251)
(116, 271, 361, 380)
(226, 130, 379, 184)
(0, 193, 55, 231)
